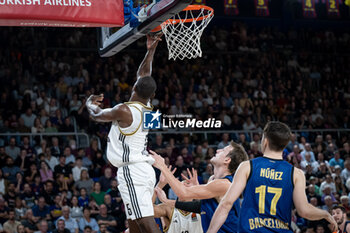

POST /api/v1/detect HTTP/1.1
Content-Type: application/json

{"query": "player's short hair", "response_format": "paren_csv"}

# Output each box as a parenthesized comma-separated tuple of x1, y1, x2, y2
(332, 205, 346, 214)
(263, 121, 291, 152)
(226, 141, 248, 173)
(134, 76, 157, 99)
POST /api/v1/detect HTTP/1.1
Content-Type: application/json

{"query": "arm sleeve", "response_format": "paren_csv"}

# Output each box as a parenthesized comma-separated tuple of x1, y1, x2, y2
(175, 200, 202, 214)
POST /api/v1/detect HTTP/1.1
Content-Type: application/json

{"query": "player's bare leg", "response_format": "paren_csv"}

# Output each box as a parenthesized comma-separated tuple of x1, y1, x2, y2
(128, 219, 141, 233)
(127, 217, 161, 233)
(136, 217, 161, 233)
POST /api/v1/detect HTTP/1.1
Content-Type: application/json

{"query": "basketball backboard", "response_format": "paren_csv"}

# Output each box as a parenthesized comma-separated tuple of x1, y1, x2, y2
(98, 0, 192, 57)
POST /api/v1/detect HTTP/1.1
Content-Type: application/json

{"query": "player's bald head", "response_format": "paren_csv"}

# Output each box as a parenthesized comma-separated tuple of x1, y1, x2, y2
(134, 76, 157, 99)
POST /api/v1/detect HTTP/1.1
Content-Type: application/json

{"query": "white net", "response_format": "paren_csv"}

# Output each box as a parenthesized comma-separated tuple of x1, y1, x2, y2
(160, 6, 214, 60)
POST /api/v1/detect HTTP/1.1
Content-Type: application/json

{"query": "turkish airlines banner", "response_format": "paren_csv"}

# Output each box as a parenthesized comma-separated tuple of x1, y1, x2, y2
(0, 0, 124, 27)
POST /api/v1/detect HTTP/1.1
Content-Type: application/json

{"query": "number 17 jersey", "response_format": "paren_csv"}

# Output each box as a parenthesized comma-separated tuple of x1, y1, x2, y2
(239, 157, 294, 233)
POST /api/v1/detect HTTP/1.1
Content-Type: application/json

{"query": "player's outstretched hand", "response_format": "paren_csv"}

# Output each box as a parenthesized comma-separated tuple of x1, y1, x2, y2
(146, 33, 162, 50)
(149, 150, 166, 169)
(182, 168, 199, 187)
(86, 94, 104, 113)
(326, 214, 338, 233)
(155, 187, 170, 204)
(159, 165, 177, 186)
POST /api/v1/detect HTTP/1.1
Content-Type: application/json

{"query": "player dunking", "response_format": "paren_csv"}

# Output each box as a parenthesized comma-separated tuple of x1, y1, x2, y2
(207, 121, 337, 233)
(86, 34, 161, 233)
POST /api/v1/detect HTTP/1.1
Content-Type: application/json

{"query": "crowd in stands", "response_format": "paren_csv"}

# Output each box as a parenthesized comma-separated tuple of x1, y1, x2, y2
(0, 21, 349, 233)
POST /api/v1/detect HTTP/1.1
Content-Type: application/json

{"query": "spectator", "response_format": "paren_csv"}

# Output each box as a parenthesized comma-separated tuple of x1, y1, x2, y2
(287, 145, 302, 164)
(32, 197, 51, 221)
(45, 120, 58, 133)
(341, 160, 350, 183)
(91, 151, 105, 177)
(14, 197, 25, 221)
(329, 151, 344, 169)
(56, 206, 79, 233)
(217, 134, 230, 149)
(238, 134, 250, 151)
(301, 143, 316, 162)
(300, 153, 319, 173)
(70, 196, 83, 221)
(0, 198, 8, 226)
(78, 188, 89, 208)
(99, 168, 113, 193)
(22, 209, 39, 233)
(42, 181, 57, 206)
(75, 170, 94, 195)
(62, 147, 75, 166)
(21, 183, 36, 209)
(36, 139, 48, 155)
(45, 147, 59, 171)
(72, 157, 87, 182)
(0, 170, 6, 196)
(50, 195, 63, 221)
(53, 219, 70, 233)
(106, 180, 122, 204)
(84, 226, 93, 233)
(4, 183, 18, 209)
(95, 204, 117, 232)
(54, 156, 73, 184)
(90, 182, 105, 206)
(79, 207, 99, 233)
(286, 133, 298, 152)
(5, 137, 20, 161)
(20, 108, 36, 128)
(322, 195, 335, 212)
(32, 118, 45, 133)
(173, 155, 187, 178)
(50, 137, 61, 157)
(17, 224, 25, 233)
(320, 174, 337, 194)
(40, 161, 54, 183)
(2, 157, 21, 183)
(34, 220, 49, 233)
(3, 210, 20, 233)
(248, 142, 263, 159)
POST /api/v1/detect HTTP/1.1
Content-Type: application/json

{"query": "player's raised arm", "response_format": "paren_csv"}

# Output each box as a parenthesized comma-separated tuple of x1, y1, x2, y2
(86, 94, 130, 123)
(150, 150, 231, 200)
(292, 168, 338, 231)
(207, 161, 250, 233)
(137, 34, 162, 79)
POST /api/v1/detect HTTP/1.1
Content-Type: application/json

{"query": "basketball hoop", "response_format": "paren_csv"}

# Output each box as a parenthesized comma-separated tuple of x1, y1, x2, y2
(151, 5, 214, 60)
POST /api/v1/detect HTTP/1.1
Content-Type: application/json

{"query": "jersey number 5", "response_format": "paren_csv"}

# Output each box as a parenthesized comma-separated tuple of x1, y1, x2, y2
(126, 204, 132, 216)
(255, 185, 282, 215)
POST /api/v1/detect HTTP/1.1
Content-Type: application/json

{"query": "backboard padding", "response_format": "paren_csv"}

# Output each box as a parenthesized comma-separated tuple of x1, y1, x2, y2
(98, 0, 192, 57)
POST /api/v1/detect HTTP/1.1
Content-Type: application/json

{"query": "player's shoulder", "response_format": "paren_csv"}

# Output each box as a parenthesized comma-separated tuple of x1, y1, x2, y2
(293, 167, 305, 183)
(113, 103, 131, 113)
(239, 160, 251, 170)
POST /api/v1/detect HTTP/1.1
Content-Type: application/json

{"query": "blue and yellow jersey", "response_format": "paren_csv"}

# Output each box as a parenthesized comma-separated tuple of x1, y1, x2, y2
(239, 157, 294, 233)
(201, 175, 240, 233)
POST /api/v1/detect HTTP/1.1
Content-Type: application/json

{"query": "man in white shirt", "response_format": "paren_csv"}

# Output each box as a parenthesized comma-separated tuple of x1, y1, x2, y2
(72, 157, 87, 182)
(56, 206, 78, 233)
(341, 160, 350, 183)
(45, 147, 59, 171)
(301, 143, 316, 162)
(63, 147, 75, 165)
(300, 152, 319, 173)
(20, 108, 37, 128)
(5, 137, 20, 160)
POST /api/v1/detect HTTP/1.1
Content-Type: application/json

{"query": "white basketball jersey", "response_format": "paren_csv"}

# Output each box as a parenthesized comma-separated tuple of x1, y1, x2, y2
(166, 208, 203, 233)
(107, 101, 154, 168)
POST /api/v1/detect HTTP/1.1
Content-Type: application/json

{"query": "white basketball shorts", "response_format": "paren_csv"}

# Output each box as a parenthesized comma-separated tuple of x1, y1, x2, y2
(117, 162, 156, 220)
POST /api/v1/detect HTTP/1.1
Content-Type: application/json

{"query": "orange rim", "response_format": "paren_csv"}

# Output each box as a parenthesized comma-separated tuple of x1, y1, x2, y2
(151, 5, 214, 33)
